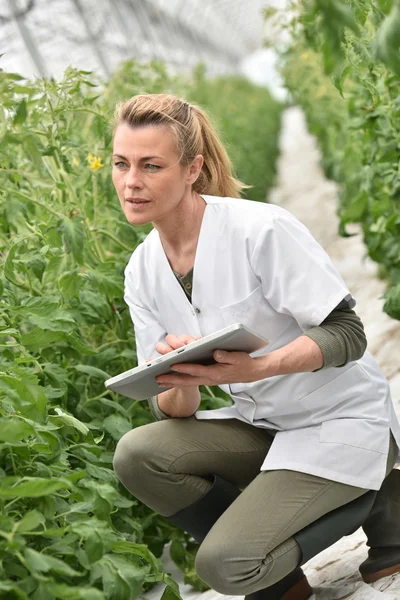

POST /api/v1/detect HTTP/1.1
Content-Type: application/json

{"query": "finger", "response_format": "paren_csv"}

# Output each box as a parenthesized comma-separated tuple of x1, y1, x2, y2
(170, 363, 218, 381)
(165, 334, 188, 350)
(157, 375, 209, 387)
(178, 334, 197, 345)
(155, 343, 171, 354)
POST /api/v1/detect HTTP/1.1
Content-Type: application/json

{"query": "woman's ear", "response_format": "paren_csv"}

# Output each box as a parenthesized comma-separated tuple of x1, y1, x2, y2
(186, 154, 204, 185)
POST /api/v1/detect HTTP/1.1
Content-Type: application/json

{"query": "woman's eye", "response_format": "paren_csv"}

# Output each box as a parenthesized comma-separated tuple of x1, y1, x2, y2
(114, 162, 125, 168)
(145, 164, 160, 170)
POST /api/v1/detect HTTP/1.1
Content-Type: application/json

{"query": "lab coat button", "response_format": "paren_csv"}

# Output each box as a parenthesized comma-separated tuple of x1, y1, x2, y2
(195, 308, 201, 313)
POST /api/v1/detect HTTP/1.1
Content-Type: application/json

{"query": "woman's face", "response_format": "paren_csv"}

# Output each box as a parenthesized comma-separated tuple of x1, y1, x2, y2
(112, 123, 200, 226)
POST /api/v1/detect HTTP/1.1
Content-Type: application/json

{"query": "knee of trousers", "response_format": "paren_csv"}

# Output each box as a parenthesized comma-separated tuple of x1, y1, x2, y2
(195, 537, 242, 595)
(194, 535, 301, 595)
(113, 423, 164, 494)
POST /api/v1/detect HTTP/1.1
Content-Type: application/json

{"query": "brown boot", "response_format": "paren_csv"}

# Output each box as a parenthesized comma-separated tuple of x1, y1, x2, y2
(359, 468, 400, 583)
(244, 567, 312, 600)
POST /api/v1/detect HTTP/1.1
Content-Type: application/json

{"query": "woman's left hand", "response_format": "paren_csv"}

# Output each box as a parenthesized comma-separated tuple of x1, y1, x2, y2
(155, 350, 265, 388)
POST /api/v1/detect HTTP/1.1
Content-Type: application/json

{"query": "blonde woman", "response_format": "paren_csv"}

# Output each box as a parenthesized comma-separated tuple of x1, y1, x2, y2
(112, 94, 400, 600)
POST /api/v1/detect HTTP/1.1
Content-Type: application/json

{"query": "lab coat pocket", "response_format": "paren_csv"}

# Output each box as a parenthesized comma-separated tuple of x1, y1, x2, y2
(298, 364, 369, 415)
(320, 418, 387, 453)
(220, 284, 290, 349)
(220, 284, 265, 316)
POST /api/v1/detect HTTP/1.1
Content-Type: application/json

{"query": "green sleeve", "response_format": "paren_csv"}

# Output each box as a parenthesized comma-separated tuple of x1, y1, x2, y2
(303, 301, 367, 372)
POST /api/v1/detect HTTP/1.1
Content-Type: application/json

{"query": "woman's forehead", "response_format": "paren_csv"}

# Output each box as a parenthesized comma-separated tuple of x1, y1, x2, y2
(113, 123, 178, 159)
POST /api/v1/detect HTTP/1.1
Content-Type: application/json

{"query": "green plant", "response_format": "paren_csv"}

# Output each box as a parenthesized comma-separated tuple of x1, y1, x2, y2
(272, 1, 400, 319)
(0, 58, 282, 598)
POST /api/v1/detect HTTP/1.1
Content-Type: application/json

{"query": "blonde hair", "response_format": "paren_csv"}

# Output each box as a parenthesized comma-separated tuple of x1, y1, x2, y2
(112, 93, 249, 198)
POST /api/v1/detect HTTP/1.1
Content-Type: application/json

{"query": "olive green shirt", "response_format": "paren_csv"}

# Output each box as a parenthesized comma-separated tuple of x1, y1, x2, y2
(147, 267, 367, 421)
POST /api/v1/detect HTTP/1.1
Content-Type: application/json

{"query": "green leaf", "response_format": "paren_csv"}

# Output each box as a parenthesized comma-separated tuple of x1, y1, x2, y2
(160, 586, 183, 600)
(21, 328, 66, 350)
(23, 548, 83, 577)
(383, 283, 400, 319)
(0, 582, 29, 599)
(161, 574, 183, 600)
(74, 364, 111, 379)
(0, 476, 72, 498)
(100, 554, 148, 599)
(19, 296, 59, 316)
(58, 269, 81, 302)
(60, 216, 85, 263)
(374, 2, 400, 76)
(45, 583, 106, 600)
(29, 308, 77, 332)
(13, 99, 27, 125)
(51, 408, 89, 436)
(15, 509, 46, 532)
(103, 414, 132, 441)
(3, 240, 21, 287)
(85, 530, 104, 563)
(112, 541, 159, 572)
(0, 419, 35, 442)
(331, 65, 352, 98)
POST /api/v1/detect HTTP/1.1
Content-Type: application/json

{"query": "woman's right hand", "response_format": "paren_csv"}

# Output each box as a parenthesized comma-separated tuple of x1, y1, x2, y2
(146, 334, 203, 418)
(145, 334, 202, 362)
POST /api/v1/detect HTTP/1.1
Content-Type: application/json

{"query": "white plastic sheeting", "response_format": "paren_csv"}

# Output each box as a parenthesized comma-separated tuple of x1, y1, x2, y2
(0, 0, 265, 80)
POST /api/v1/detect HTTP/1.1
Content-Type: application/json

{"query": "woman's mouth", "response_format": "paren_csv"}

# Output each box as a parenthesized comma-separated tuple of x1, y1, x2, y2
(125, 198, 150, 207)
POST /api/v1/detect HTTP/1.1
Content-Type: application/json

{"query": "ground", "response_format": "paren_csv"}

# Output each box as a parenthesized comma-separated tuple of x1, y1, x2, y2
(141, 107, 400, 600)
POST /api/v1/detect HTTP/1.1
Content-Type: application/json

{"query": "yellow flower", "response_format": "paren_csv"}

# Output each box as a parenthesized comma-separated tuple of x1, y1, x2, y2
(87, 152, 104, 171)
(72, 155, 79, 167)
(301, 52, 310, 61)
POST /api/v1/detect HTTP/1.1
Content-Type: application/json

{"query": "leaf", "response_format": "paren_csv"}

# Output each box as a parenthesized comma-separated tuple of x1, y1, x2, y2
(103, 414, 132, 441)
(85, 530, 104, 563)
(0, 419, 35, 442)
(373, 2, 400, 77)
(3, 240, 21, 286)
(13, 99, 27, 125)
(19, 296, 59, 316)
(101, 554, 148, 599)
(60, 216, 85, 263)
(45, 583, 106, 600)
(160, 586, 183, 600)
(383, 283, 400, 319)
(58, 269, 81, 302)
(21, 328, 66, 350)
(28, 308, 77, 332)
(74, 364, 111, 379)
(23, 548, 83, 577)
(331, 65, 352, 98)
(161, 574, 183, 600)
(0, 476, 72, 498)
(112, 540, 159, 572)
(15, 509, 46, 532)
(0, 582, 29, 599)
(52, 408, 89, 436)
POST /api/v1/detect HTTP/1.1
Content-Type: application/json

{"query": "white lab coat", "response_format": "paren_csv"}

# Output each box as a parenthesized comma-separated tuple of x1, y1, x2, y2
(124, 194, 400, 490)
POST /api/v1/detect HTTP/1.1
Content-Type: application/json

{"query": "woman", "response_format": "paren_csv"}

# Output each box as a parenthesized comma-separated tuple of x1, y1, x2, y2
(112, 93, 400, 600)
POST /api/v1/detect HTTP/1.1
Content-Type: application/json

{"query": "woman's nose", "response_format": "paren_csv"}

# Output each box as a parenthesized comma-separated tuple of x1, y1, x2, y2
(126, 167, 143, 189)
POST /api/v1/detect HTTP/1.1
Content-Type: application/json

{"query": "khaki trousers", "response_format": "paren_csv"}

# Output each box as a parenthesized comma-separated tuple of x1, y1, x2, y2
(113, 417, 398, 596)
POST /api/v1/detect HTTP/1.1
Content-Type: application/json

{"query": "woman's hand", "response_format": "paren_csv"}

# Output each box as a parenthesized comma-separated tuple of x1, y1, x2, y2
(145, 333, 202, 363)
(155, 343, 265, 388)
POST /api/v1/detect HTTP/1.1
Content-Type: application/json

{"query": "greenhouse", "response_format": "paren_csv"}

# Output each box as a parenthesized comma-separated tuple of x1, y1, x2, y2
(1, 1, 400, 599)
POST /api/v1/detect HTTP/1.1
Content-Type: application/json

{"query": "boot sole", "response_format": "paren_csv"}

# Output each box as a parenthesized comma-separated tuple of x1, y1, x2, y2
(245, 576, 313, 600)
(281, 576, 313, 600)
(362, 563, 400, 583)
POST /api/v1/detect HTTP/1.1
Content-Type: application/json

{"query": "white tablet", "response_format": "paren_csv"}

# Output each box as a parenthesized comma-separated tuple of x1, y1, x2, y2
(104, 323, 269, 401)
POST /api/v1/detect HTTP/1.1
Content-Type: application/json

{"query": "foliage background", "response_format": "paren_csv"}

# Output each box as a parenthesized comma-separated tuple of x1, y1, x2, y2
(272, 0, 400, 321)
(0, 58, 282, 599)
